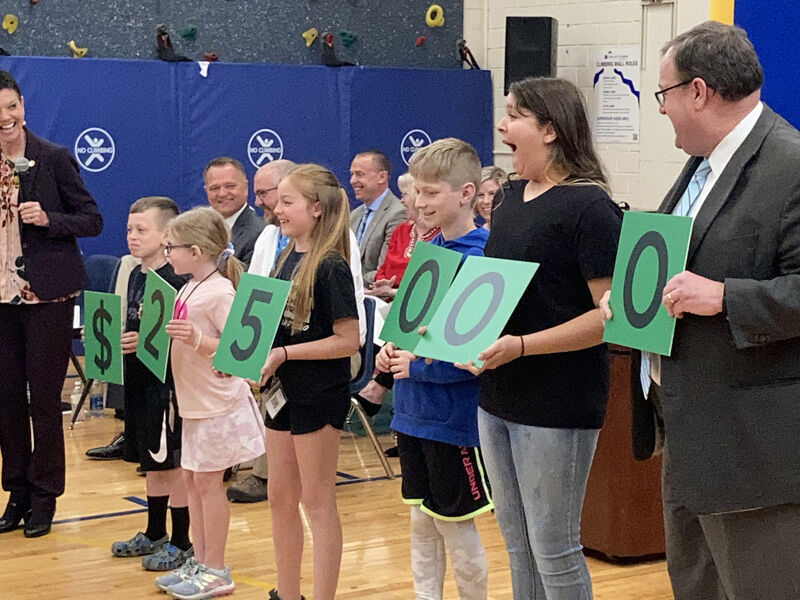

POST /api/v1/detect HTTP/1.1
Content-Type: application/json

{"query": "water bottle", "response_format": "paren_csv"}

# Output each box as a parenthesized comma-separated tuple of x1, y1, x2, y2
(70, 381, 85, 423)
(89, 382, 105, 418)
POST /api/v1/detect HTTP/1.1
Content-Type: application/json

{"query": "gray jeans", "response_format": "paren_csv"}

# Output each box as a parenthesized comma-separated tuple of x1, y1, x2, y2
(478, 407, 599, 600)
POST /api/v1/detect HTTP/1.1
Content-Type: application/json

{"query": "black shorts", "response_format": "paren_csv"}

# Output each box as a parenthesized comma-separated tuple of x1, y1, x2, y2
(123, 363, 182, 471)
(264, 393, 351, 436)
(397, 432, 493, 521)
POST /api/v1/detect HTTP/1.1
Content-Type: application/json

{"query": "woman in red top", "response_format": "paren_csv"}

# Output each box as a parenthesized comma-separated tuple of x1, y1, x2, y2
(367, 172, 439, 301)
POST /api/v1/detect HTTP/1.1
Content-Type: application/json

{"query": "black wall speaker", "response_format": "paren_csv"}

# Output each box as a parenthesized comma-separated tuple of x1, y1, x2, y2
(504, 17, 558, 95)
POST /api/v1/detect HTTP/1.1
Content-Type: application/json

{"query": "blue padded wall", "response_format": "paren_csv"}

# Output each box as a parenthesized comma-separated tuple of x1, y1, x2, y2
(0, 56, 492, 256)
(735, 1, 800, 130)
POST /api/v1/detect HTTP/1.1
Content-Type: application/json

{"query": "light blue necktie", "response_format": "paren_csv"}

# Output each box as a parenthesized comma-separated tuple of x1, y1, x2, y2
(356, 207, 373, 246)
(640, 159, 712, 397)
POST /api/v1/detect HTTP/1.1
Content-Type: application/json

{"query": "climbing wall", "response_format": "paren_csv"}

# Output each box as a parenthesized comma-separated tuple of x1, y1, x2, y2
(0, 0, 464, 68)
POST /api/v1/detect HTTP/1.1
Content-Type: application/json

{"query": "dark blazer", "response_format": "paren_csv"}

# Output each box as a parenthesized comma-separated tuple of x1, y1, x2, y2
(633, 105, 800, 514)
(349, 190, 406, 285)
(230, 205, 264, 268)
(18, 129, 103, 300)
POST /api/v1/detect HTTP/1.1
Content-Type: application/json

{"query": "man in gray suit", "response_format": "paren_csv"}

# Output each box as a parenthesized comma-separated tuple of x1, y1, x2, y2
(204, 156, 264, 267)
(603, 22, 800, 599)
(349, 150, 406, 286)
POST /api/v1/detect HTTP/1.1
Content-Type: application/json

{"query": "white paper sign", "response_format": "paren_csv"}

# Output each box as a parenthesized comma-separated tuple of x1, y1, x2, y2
(593, 46, 641, 143)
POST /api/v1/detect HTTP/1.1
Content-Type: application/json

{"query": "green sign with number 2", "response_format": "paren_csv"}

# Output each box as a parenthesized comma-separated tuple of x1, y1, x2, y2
(136, 269, 177, 383)
(212, 273, 292, 381)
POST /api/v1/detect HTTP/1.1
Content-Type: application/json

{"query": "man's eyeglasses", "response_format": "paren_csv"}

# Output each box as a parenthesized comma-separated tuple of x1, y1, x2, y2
(654, 79, 693, 107)
(164, 243, 192, 255)
(255, 186, 278, 200)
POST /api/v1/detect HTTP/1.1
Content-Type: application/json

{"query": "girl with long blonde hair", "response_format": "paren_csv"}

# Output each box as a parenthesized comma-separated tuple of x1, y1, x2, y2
(259, 164, 360, 600)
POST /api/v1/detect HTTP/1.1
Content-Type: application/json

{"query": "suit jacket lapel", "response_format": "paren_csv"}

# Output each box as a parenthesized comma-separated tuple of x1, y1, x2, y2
(362, 199, 386, 251)
(22, 128, 42, 202)
(659, 156, 701, 215)
(686, 106, 775, 263)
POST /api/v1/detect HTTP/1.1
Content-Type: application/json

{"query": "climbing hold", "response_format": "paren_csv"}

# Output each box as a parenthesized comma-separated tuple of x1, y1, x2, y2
(203, 52, 218, 62)
(302, 27, 318, 47)
(2, 15, 18, 35)
(415, 35, 426, 47)
(68, 40, 88, 58)
(425, 5, 444, 28)
(340, 31, 356, 48)
(29, 0, 38, 5)
(178, 25, 197, 42)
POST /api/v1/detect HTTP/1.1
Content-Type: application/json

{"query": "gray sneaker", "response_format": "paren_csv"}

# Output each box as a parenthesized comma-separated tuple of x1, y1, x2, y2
(166, 564, 234, 599)
(142, 542, 194, 571)
(155, 557, 199, 591)
(111, 531, 168, 557)
(226, 474, 267, 503)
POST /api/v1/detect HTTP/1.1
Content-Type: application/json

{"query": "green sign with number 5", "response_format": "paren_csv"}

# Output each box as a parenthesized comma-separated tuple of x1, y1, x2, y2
(212, 272, 292, 381)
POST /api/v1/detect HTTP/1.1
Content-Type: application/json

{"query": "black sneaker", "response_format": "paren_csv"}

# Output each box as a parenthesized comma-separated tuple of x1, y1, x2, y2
(85, 432, 125, 460)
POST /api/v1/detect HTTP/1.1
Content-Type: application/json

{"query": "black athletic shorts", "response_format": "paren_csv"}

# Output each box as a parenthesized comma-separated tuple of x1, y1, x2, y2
(264, 393, 351, 436)
(397, 432, 493, 520)
(123, 362, 182, 471)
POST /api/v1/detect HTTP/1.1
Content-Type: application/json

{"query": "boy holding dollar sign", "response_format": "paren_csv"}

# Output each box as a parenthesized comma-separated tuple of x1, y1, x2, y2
(110, 197, 193, 572)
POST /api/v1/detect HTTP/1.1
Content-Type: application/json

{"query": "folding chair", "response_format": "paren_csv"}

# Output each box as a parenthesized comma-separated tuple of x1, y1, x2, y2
(348, 296, 395, 479)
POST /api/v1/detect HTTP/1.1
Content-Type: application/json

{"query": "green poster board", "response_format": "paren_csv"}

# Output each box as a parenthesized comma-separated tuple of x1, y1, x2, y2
(136, 269, 177, 382)
(414, 255, 538, 367)
(379, 242, 463, 352)
(84, 291, 123, 385)
(212, 273, 292, 381)
(602, 211, 693, 355)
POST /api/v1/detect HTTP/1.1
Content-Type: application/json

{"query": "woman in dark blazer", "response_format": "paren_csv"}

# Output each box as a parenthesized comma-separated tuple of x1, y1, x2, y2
(0, 70, 102, 538)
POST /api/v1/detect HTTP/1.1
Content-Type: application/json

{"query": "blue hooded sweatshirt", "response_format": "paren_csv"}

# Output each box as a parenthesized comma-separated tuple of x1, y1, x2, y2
(390, 226, 489, 447)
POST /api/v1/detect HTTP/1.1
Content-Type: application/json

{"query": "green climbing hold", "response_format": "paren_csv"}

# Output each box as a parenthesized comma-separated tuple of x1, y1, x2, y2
(340, 31, 356, 48)
(178, 26, 197, 42)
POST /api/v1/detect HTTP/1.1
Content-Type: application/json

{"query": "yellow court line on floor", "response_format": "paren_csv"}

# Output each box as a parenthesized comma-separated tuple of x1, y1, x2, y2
(47, 532, 276, 591)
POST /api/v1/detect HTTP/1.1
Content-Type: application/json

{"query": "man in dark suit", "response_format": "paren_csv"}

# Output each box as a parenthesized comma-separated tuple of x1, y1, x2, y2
(603, 22, 800, 599)
(203, 157, 263, 267)
(349, 150, 406, 285)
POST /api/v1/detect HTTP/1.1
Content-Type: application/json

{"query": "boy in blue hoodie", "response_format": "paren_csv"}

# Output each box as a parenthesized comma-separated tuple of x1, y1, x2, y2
(376, 138, 492, 600)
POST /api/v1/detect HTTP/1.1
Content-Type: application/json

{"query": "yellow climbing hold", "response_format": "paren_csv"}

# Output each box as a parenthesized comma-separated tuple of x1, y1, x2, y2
(68, 40, 88, 58)
(302, 27, 318, 47)
(425, 4, 444, 28)
(2, 14, 18, 35)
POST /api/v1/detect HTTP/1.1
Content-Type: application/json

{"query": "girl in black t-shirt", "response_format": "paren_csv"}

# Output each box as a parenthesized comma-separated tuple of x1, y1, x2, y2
(462, 78, 622, 599)
(258, 164, 360, 600)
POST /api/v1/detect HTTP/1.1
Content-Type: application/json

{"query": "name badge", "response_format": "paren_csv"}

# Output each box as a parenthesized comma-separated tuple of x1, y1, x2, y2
(262, 379, 287, 419)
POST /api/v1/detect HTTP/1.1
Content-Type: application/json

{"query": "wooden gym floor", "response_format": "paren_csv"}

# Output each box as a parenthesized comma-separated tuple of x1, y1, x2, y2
(0, 375, 673, 599)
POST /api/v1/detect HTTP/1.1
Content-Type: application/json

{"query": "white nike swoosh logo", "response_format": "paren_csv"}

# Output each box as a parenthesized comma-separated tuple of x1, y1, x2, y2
(149, 411, 168, 463)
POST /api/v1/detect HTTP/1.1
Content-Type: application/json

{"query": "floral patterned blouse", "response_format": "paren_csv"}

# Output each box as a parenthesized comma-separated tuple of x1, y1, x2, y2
(0, 157, 39, 304)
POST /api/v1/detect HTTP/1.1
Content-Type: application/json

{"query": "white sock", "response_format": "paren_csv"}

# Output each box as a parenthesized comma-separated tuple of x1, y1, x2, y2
(410, 506, 446, 600)
(434, 518, 488, 600)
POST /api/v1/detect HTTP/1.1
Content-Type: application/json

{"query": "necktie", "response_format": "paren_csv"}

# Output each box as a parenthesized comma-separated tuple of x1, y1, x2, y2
(640, 159, 712, 397)
(356, 207, 373, 245)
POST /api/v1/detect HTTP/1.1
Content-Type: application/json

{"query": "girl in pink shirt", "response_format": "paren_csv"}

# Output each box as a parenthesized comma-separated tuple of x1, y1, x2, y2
(159, 207, 266, 599)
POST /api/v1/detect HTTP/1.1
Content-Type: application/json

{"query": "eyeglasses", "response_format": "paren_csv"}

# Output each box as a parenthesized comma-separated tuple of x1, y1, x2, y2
(164, 243, 192, 255)
(654, 79, 693, 107)
(255, 186, 278, 200)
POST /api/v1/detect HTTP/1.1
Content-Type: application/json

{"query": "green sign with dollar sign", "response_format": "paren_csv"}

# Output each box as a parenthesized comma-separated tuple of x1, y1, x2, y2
(84, 291, 123, 385)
